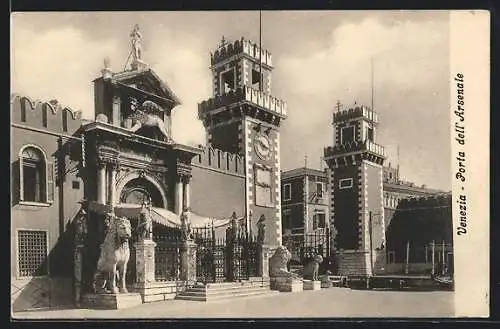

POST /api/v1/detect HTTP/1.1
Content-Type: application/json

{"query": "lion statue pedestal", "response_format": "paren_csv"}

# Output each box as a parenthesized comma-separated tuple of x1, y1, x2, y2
(269, 246, 303, 293)
(81, 214, 142, 310)
(302, 254, 323, 290)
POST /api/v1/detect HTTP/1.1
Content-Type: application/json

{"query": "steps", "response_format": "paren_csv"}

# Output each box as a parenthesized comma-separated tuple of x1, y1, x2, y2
(175, 277, 278, 302)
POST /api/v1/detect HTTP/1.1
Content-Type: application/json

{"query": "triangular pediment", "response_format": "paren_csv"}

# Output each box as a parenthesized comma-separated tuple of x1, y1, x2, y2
(112, 69, 182, 109)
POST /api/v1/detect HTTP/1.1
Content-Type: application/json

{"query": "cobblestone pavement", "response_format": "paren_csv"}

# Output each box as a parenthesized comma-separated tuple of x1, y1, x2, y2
(13, 288, 455, 319)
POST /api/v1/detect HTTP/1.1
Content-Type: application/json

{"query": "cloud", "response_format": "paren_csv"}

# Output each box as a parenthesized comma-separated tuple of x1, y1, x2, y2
(277, 17, 450, 190)
(11, 26, 120, 116)
(11, 23, 210, 146)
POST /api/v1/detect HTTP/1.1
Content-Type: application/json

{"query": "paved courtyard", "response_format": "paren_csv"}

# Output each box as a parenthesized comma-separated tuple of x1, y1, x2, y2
(13, 288, 455, 319)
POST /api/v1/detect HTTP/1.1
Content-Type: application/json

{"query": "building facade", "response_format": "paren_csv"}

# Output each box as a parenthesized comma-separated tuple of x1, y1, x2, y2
(281, 167, 330, 237)
(321, 104, 451, 277)
(10, 30, 287, 311)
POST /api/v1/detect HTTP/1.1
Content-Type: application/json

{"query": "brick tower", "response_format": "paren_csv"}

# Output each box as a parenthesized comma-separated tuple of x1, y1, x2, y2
(198, 37, 287, 247)
(324, 105, 386, 276)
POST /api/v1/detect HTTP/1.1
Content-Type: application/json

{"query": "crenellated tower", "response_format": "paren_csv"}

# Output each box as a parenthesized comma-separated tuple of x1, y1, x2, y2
(198, 37, 287, 247)
(324, 104, 387, 276)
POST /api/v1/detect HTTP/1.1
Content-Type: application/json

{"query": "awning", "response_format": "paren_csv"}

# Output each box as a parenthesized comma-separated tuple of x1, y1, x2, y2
(89, 201, 243, 229)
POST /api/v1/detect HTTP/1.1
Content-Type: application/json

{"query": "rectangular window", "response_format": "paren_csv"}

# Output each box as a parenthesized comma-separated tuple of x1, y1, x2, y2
(339, 178, 353, 189)
(313, 213, 326, 230)
(341, 126, 355, 144)
(316, 182, 323, 198)
(367, 127, 374, 141)
(283, 183, 291, 201)
(220, 68, 236, 93)
(252, 69, 262, 89)
(72, 181, 80, 189)
(17, 230, 48, 277)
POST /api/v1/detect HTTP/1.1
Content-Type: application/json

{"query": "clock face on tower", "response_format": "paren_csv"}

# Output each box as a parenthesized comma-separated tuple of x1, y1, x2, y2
(254, 133, 272, 160)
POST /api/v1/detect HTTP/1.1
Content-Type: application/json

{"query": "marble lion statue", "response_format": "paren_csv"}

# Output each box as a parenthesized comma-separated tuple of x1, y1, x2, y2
(92, 214, 132, 294)
(302, 254, 324, 281)
(269, 245, 299, 278)
(127, 97, 172, 142)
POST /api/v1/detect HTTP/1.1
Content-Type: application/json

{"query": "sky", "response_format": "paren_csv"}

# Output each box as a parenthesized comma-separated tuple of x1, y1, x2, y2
(11, 11, 451, 191)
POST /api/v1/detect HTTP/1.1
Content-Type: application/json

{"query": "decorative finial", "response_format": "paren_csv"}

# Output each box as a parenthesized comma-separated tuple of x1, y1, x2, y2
(219, 35, 228, 48)
(101, 56, 113, 79)
(335, 100, 342, 112)
(104, 56, 111, 69)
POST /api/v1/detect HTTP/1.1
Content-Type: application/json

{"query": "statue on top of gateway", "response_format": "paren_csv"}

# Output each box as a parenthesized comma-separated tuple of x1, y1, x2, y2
(130, 24, 142, 62)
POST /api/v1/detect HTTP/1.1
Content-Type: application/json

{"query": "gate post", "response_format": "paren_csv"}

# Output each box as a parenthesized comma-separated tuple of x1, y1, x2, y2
(179, 210, 196, 284)
(258, 244, 270, 277)
(134, 239, 157, 284)
(180, 240, 197, 283)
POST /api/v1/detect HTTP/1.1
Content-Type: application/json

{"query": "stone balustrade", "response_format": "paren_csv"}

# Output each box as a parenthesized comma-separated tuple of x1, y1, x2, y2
(198, 86, 287, 119)
(324, 140, 385, 159)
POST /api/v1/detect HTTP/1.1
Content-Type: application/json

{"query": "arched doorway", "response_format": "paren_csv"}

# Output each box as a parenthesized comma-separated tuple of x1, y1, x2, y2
(119, 177, 164, 208)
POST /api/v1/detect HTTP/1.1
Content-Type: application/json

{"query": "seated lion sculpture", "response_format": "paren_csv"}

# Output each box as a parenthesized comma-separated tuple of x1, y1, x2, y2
(92, 214, 132, 294)
(302, 255, 324, 281)
(269, 245, 299, 278)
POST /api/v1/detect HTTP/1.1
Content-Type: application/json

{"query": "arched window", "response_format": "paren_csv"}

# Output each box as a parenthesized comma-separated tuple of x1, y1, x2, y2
(19, 146, 54, 204)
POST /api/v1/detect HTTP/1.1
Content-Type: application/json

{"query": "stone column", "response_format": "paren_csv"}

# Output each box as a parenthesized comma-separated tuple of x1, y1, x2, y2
(109, 164, 117, 207)
(175, 180, 183, 215)
(258, 244, 270, 277)
(182, 176, 191, 211)
(134, 239, 157, 284)
(180, 240, 197, 283)
(97, 162, 106, 204)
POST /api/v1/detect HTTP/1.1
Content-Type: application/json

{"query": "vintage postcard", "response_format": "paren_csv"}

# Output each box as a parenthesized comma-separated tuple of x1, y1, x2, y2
(10, 10, 490, 319)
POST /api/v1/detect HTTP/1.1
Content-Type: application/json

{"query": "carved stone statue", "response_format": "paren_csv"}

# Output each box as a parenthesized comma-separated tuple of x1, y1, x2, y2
(180, 209, 192, 241)
(130, 24, 142, 62)
(127, 97, 172, 142)
(136, 200, 153, 241)
(74, 209, 88, 246)
(257, 215, 265, 244)
(302, 255, 324, 281)
(92, 214, 132, 294)
(269, 245, 299, 278)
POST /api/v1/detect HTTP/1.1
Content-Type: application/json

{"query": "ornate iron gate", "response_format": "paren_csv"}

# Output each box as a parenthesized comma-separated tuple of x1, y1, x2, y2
(194, 226, 259, 283)
(194, 226, 227, 283)
(154, 229, 181, 281)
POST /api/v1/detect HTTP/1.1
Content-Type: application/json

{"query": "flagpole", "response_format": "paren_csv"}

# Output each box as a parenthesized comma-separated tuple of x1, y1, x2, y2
(259, 10, 263, 92)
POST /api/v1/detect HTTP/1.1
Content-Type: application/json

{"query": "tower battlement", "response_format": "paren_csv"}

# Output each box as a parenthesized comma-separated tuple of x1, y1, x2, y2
(192, 145, 245, 175)
(11, 94, 83, 134)
(333, 105, 379, 124)
(211, 37, 272, 68)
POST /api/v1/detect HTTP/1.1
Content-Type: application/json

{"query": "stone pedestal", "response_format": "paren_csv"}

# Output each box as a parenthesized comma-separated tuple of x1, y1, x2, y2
(270, 277, 303, 292)
(258, 245, 270, 277)
(81, 293, 142, 310)
(319, 274, 333, 288)
(134, 240, 157, 284)
(73, 245, 84, 306)
(180, 240, 196, 282)
(303, 280, 321, 290)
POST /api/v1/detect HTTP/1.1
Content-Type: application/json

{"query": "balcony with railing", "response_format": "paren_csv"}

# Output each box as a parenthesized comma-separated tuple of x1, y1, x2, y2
(198, 85, 287, 119)
(324, 140, 385, 159)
